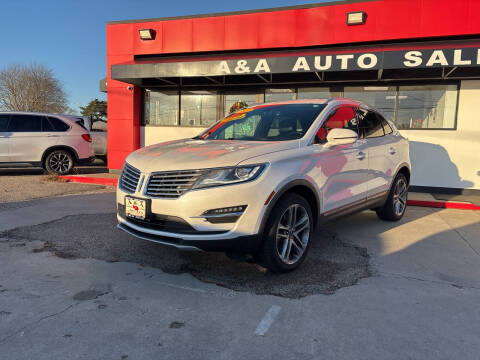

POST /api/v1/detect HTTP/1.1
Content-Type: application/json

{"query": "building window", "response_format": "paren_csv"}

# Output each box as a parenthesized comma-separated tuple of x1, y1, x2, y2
(180, 90, 219, 127)
(144, 90, 179, 126)
(343, 84, 458, 129)
(224, 92, 263, 116)
(297, 87, 331, 100)
(142, 83, 458, 130)
(396, 84, 458, 129)
(344, 86, 397, 121)
(265, 88, 296, 102)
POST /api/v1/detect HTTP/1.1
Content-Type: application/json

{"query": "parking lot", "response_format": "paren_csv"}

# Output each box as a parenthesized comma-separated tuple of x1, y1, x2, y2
(0, 181, 479, 359)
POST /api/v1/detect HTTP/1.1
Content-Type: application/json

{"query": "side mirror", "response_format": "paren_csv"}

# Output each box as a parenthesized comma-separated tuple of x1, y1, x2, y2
(326, 128, 358, 146)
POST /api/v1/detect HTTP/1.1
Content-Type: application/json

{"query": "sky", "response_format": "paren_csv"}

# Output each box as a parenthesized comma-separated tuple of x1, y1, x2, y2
(0, 0, 332, 114)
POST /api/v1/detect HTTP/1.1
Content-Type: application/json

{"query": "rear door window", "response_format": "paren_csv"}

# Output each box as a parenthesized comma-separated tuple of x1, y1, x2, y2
(0, 115, 9, 132)
(42, 117, 55, 131)
(357, 109, 385, 138)
(8, 114, 42, 132)
(47, 117, 70, 131)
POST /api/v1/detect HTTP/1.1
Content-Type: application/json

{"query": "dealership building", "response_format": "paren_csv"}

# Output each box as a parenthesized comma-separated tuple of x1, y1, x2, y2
(104, 0, 480, 192)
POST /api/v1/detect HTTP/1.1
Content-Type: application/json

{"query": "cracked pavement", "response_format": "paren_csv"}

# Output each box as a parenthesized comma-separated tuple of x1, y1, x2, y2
(0, 192, 480, 359)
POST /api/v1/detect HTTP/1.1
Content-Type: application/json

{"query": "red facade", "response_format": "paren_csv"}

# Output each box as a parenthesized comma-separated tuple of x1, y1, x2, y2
(106, 0, 480, 170)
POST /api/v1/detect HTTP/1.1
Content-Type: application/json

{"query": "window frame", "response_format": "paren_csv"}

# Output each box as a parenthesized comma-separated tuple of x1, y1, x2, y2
(393, 83, 459, 131)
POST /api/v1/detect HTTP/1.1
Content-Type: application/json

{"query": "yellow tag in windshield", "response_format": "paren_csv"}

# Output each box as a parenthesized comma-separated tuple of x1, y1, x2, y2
(222, 108, 254, 123)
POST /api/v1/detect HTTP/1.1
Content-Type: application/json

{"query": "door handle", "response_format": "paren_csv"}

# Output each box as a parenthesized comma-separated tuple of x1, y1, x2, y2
(356, 151, 366, 160)
(389, 147, 396, 155)
(46, 134, 59, 137)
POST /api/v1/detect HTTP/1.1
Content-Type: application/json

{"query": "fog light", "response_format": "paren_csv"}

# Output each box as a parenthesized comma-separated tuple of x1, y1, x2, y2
(198, 205, 247, 224)
(203, 205, 247, 216)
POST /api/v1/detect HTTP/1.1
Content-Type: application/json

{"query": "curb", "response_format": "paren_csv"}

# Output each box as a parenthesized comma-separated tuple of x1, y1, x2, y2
(59, 175, 118, 187)
(59, 176, 480, 211)
(407, 199, 480, 211)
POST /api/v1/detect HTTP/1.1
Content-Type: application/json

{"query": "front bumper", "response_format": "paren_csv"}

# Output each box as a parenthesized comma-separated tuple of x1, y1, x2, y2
(116, 176, 274, 253)
(117, 220, 260, 252)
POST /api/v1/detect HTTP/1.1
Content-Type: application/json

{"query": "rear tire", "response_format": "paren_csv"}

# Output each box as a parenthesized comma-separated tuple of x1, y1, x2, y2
(44, 150, 74, 175)
(376, 173, 408, 221)
(258, 193, 313, 273)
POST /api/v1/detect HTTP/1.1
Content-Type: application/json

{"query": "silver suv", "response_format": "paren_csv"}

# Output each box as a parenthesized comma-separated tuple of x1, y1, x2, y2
(117, 99, 411, 272)
(0, 112, 95, 174)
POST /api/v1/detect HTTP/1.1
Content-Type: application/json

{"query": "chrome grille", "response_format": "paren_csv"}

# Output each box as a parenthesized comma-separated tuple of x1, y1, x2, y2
(119, 163, 141, 193)
(146, 170, 206, 198)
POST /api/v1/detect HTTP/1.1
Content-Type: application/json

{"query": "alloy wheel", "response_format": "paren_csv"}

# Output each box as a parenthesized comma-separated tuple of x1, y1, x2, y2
(393, 178, 408, 216)
(49, 152, 71, 174)
(275, 204, 310, 265)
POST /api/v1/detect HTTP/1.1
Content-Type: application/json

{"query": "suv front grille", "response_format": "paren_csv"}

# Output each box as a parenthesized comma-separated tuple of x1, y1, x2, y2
(119, 163, 141, 193)
(145, 170, 206, 199)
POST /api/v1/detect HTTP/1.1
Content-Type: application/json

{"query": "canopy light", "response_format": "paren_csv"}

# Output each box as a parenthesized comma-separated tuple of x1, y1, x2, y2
(347, 11, 366, 25)
(138, 29, 155, 40)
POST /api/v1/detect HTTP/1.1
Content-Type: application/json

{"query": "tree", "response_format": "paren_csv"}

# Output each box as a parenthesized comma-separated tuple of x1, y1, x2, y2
(0, 64, 68, 113)
(80, 98, 107, 123)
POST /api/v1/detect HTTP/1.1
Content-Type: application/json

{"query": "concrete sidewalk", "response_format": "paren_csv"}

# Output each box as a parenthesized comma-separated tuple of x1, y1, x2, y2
(0, 193, 479, 360)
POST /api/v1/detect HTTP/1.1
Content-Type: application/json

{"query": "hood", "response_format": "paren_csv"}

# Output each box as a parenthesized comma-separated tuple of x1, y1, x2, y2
(126, 138, 298, 172)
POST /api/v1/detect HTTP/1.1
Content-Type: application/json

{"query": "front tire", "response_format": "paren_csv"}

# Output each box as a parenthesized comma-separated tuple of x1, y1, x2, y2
(259, 193, 313, 273)
(44, 150, 74, 175)
(376, 173, 408, 221)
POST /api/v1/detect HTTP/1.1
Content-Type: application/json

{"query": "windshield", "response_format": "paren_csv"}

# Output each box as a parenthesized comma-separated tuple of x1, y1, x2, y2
(197, 103, 327, 141)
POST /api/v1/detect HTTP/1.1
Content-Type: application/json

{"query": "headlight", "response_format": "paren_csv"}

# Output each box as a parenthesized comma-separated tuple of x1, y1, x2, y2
(192, 164, 267, 190)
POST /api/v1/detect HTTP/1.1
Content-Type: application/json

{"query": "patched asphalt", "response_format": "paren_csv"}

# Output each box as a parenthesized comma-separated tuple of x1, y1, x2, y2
(1, 213, 370, 298)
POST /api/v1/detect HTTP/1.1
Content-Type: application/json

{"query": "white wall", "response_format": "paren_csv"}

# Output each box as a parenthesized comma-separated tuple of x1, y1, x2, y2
(140, 126, 207, 147)
(400, 80, 480, 190)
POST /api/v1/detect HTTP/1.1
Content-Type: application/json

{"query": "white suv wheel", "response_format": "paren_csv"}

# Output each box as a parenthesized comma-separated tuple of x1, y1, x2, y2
(45, 150, 74, 175)
(259, 193, 313, 273)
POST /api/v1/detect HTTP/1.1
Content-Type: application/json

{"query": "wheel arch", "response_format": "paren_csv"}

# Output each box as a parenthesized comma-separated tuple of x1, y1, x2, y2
(258, 179, 321, 239)
(41, 146, 79, 168)
(393, 162, 411, 185)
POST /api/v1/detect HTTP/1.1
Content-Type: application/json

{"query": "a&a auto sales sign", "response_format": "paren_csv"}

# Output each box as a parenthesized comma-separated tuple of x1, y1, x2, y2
(111, 46, 480, 79)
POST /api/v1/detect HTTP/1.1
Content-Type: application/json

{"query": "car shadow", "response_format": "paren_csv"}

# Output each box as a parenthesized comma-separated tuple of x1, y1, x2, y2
(324, 206, 480, 289)
(409, 141, 474, 189)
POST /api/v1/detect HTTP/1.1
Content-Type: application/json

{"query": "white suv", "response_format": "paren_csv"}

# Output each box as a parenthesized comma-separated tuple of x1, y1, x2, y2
(0, 112, 95, 174)
(117, 99, 410, 272)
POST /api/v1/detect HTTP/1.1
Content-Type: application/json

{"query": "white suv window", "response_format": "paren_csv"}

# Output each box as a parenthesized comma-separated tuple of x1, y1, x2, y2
(47, 117, 70, 132)
(8, 114, 42, 132)
(0, 115, 8, 132)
